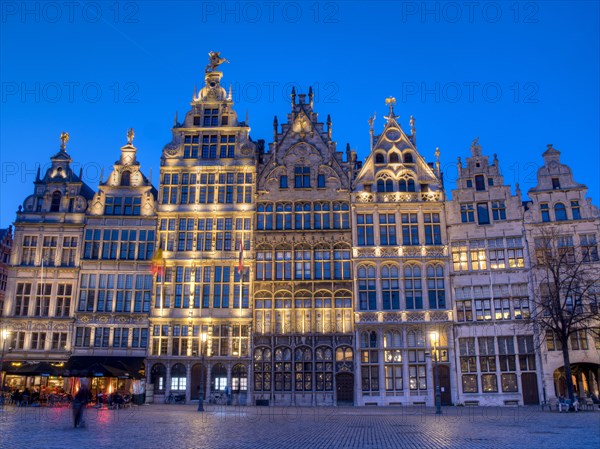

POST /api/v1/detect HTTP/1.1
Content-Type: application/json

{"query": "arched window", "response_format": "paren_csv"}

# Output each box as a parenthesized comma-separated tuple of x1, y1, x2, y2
(151, 363, 166, 393)
(336, 346, 353, 362)
(404, 152, 414, 163)
(384, 330, 403, 348)
(385, 179, 394, 192)
(170, 363, 187, 391)
(253, 347, 272, 391)
(399, 179, 407, 192)
(554, 203, 567, 221)
(381, 265, 400, 310)
(294, 347, 313, 391)
(232, 364, 247, 393)
(369, 331, 378, 348)
(121, 171, 131, 186)
(377, 179, 385, 192)
(407, 179, 416, 192)
(427, 264, 445, 309)
(274, 347, 292, 391)
(50, 191, 61, 212)
(211, 363, 227, 392)
(375, 153, 385, 164)
(358, 265, 377, 310)
(404, 265, 423, 309)
(315, 346, 333, 391)
(390, 153, 400, 163)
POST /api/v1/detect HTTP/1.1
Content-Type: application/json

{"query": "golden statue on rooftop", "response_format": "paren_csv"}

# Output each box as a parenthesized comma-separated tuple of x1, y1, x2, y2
(127, 128, 135, 145)
(60, 131, 69, 150)
(206, 51, 229, 73)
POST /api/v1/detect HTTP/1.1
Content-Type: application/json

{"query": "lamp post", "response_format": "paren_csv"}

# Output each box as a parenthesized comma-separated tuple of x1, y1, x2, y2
(429, 331, 442, 415)
(0, 329, 10, 391)
(197, 332, 207, 412)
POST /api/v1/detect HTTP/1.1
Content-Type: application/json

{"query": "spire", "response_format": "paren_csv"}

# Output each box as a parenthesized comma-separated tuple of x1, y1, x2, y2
(410, 115, 416, 146)
(100, 166, 104, 183)
(291, 86, 296, 106)
(35, 166, 41, 181)
(228, 84, 232, 101)
(308, 86, 314, 108)
(193, 84, 197, 100)
(327, 114, 332, 140)
(273, 116, 278, 141)
(173, 111, 178, 127)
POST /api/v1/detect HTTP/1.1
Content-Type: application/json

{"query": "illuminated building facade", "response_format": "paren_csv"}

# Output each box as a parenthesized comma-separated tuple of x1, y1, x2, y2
(0, 226, 12, 317)
(252, 89, 356, 406)
(351, 102, 451, 406)
(2, 137, 94, 383)
(72, 131, 156, 379)
(1, 59, 598, 407)
(148, 66, 257, 404)
(446, 140, 536, 406)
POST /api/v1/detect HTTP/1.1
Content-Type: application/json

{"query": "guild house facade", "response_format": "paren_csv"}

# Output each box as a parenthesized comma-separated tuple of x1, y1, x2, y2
(2, 53, 598, 407)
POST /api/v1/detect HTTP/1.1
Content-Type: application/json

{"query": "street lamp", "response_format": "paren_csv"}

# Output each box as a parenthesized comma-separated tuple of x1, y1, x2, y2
(0, 329, 10, 391)
(197, 332, 208, 412)
(429, 331, 442, 415)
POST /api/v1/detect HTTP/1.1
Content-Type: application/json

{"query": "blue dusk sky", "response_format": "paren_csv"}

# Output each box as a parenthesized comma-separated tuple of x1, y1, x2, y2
(1, 1, 598, 227)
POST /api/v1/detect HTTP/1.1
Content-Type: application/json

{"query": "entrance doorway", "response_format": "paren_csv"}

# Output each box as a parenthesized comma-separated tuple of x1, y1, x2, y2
(432, 365, 452, 405)
(521, 372, 539, 405)
(336, 373, 354, 405)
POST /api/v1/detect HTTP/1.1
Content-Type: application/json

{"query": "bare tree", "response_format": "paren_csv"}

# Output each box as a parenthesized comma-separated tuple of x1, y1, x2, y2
(529, 226, 600, 402)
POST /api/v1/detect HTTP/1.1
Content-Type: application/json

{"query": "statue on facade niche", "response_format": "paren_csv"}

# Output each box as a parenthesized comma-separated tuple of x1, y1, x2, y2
(206, 51, 229, 73)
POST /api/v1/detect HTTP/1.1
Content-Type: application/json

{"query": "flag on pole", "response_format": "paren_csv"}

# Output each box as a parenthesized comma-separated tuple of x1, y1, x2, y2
(151, 247, 165, 277)
(237, 240, 244, 274)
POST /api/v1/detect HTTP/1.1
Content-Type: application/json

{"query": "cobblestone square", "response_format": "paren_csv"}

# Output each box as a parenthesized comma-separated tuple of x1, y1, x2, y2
(1, 404, 599, 449)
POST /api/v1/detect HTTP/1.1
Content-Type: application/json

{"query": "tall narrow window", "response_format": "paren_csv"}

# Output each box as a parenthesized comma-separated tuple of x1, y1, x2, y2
(477, 203, 490, 225)
(571, 200, 581, 219)
(50, 191, 62, 212)
(475, 175, 485, 191)
(540, 203, 550, 222)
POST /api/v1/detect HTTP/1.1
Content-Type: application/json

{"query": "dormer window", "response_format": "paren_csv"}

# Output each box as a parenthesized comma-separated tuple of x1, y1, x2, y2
(552, 178, 561, 189)
(404, 153, 414, 163)
(50, 191, 61, 212)
(294, 167, 310, 188)
(375, 153, 384, 164)
(390, 153, 400, 164)
(121, 171, 131, 186)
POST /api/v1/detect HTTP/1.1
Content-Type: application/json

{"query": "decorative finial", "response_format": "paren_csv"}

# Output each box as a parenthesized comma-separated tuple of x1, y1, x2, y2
(435, 147, 441, 177)
(308, 86, 314, 107)
(435, 147, 440, 160)
(291, 86, 296, 105)
(228, 84, 232, 101)
(368, 112, 376, 152)
(60, 131, 69, 150)
(127, 128, 135, 145)
(385, 97, 396, 119)
(173, 111, 179, 127)
(193, 84, 197, 100)
(206, 51, 229, 73)
(547, 143, 553, 150)
(410, 115, 415, 132)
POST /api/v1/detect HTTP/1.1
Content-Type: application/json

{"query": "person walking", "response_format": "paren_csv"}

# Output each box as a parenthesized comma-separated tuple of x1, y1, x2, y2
(72, 380, 91, 428)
